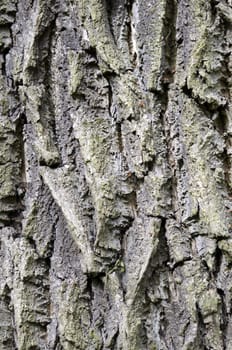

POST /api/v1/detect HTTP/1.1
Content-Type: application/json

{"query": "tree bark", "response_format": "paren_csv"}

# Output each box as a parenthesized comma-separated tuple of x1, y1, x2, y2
(0, 0, 232, 349)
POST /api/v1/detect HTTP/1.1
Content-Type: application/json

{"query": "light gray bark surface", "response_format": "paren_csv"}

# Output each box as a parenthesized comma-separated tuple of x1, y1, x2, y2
(0, 0, 232, 349)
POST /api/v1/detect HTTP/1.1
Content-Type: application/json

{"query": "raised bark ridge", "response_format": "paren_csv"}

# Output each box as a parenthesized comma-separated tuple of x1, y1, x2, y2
(0, 0, 231, 349)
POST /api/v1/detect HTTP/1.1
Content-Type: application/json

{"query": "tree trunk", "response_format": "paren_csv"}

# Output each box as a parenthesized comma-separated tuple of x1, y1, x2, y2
(0, 0, 232, 349)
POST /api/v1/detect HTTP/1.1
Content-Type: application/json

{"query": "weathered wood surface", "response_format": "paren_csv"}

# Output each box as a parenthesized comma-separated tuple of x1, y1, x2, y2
(0, 0, 231, 349)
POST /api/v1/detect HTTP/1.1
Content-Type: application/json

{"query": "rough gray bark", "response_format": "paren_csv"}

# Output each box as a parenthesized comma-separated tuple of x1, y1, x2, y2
(0, 0, 232, 349)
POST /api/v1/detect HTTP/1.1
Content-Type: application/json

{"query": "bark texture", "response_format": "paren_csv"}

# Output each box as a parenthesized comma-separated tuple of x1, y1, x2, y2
(0, 0, 232, 349)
